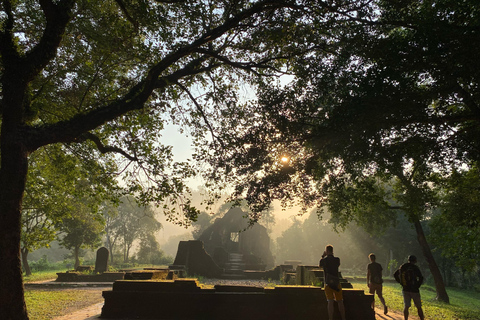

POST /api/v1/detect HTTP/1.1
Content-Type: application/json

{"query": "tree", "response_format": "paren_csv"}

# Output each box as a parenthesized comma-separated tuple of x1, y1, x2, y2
(201, 0, 480, 303)
(104, 196, 162, 263)
(58, 203, 104, 270)
(274, 209, 422, 271)
(21, 144, 117, 275)
(429, 165, 480, 286)
(191, 211, 215, 240)
(103, 202, 122, 264)
(135, 233, 172, 266)
(57, 173, 109, 269)
(0, 1, 322, 317)
(275, 218, 309, 264)
(109, 196, 162, 263)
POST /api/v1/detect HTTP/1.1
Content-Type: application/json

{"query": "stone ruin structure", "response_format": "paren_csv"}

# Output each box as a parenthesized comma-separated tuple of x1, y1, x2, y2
(171, 240, 224, 278)
(100, 209, 374, 319)
(101, 278, 375, 319)
(198, 207, 274, 271)
(55, 247, 125, 282)
(171, 207, 275, 278)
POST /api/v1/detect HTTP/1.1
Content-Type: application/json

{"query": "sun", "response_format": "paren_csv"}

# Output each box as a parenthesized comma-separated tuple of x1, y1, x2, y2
(281, 156, 289, 163)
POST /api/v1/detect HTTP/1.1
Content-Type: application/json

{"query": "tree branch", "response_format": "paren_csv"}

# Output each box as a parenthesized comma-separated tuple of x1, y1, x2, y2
(176, 81, 225, 150)
(25, 0, 293, 151)
(24, 0, 76, 81)
(78, 132, 138, 161)
(114, 0, 139, 31)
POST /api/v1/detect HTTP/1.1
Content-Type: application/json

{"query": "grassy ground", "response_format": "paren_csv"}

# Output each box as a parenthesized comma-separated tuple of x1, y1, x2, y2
(25, 288, 104, 320)
(24, 269, 104, 319)
(349, 278, 480, 320)
(23, 271, 480, 320)
(23, 270, 64, 283)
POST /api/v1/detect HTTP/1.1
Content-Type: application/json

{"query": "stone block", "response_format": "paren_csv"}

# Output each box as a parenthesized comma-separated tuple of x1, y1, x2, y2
(101, 280, 374, 319)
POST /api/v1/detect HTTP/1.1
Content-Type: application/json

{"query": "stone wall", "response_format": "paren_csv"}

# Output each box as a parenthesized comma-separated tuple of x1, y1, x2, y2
(101, 279, 374, 320)
(172, 240, 223, 278)
(55, 272, 124, 282)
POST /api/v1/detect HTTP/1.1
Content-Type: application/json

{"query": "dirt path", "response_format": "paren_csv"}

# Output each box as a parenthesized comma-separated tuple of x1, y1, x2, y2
(374, 307, 403, 320)
(55, 305, 409, 320)
(53, 302, 103, 320)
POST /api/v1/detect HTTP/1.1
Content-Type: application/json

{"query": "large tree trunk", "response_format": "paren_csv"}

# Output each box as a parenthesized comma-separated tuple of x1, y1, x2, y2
(0, 130, 30, 319)
(21, 248, 32, 277)
(413, 218, 450, 303)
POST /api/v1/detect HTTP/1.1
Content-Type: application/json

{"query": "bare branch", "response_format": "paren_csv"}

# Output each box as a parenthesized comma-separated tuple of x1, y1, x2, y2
(176, 81, 225, 150)
(79, 132, 138, 161)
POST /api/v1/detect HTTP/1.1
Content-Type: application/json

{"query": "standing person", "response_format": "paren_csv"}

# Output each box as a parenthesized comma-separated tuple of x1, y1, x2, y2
(367, 253, 388, 315)
(319, 244, 346, 320)
(394, 255, 425, 320)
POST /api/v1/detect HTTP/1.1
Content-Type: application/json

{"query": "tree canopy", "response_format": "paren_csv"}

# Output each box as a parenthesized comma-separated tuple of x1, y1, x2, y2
(104, 195, 162, 263)
(21, 143, 118, 274)
(200, 0, 480, 303)
(2, 0, 479, 317)
(0, 1, 332, 318)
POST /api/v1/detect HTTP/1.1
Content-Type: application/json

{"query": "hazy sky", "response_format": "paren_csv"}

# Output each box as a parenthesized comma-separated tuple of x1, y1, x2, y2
(158, 107, 308, 243)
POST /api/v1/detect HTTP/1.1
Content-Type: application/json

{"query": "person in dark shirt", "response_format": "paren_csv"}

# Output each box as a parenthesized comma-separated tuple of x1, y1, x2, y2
(319, 244, 346, 320)
(394, 255, 425, 320)
(367, 253, 388, 314)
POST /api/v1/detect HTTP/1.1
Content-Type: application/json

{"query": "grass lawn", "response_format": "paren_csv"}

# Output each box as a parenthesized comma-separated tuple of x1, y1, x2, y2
(24, 269, 104, 319)
(349, 278, 480, 320)
(25, 288, 104, 320)
(23, 269, 66, 283)
(22, 271, 480, 320)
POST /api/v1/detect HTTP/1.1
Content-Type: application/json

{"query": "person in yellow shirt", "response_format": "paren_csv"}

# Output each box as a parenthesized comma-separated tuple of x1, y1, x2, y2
(319, 244, 346, 320)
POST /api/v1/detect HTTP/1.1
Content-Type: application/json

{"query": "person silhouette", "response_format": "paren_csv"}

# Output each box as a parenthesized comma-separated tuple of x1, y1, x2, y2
(319, 244, 346, 320)
(367, 253, 388, 314)
(394, 255, 425, 320)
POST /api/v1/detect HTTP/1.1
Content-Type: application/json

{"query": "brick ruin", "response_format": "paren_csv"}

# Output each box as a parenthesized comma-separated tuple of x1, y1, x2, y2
(171, 207, 275, 279)
(197, 207, 275, 271)
(101, 279, 375, 319)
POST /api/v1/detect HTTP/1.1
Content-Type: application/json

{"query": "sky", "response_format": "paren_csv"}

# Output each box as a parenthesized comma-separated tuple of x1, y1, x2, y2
(157, 123, 306, 243)
(156, 74, 305, 246)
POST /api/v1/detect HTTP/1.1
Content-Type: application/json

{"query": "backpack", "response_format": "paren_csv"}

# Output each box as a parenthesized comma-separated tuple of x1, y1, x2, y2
(325, 273, 340, 291)
(395, 264, 417, 289)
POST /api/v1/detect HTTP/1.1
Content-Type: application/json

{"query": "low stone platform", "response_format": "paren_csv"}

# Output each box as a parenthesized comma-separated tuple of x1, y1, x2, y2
(55, 272, 125, 282)
(123, 268, 183, 280)
(101, 279, 374, 320)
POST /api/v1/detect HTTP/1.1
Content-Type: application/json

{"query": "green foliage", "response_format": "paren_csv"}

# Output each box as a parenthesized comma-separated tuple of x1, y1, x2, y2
(104, 196, 162, 263)
(274, 209, 422, 273)
(28, 256, 61, 273)
(427, 165, 480, 287)
(388, 259, 399, 277)
(57, 196, 105, 268)
(21, 144, 119, 274)
(135, 234, 173, 265)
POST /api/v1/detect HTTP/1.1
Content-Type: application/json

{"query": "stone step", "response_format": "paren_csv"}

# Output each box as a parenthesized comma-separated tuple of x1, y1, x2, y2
(224, 253, 246, 276)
